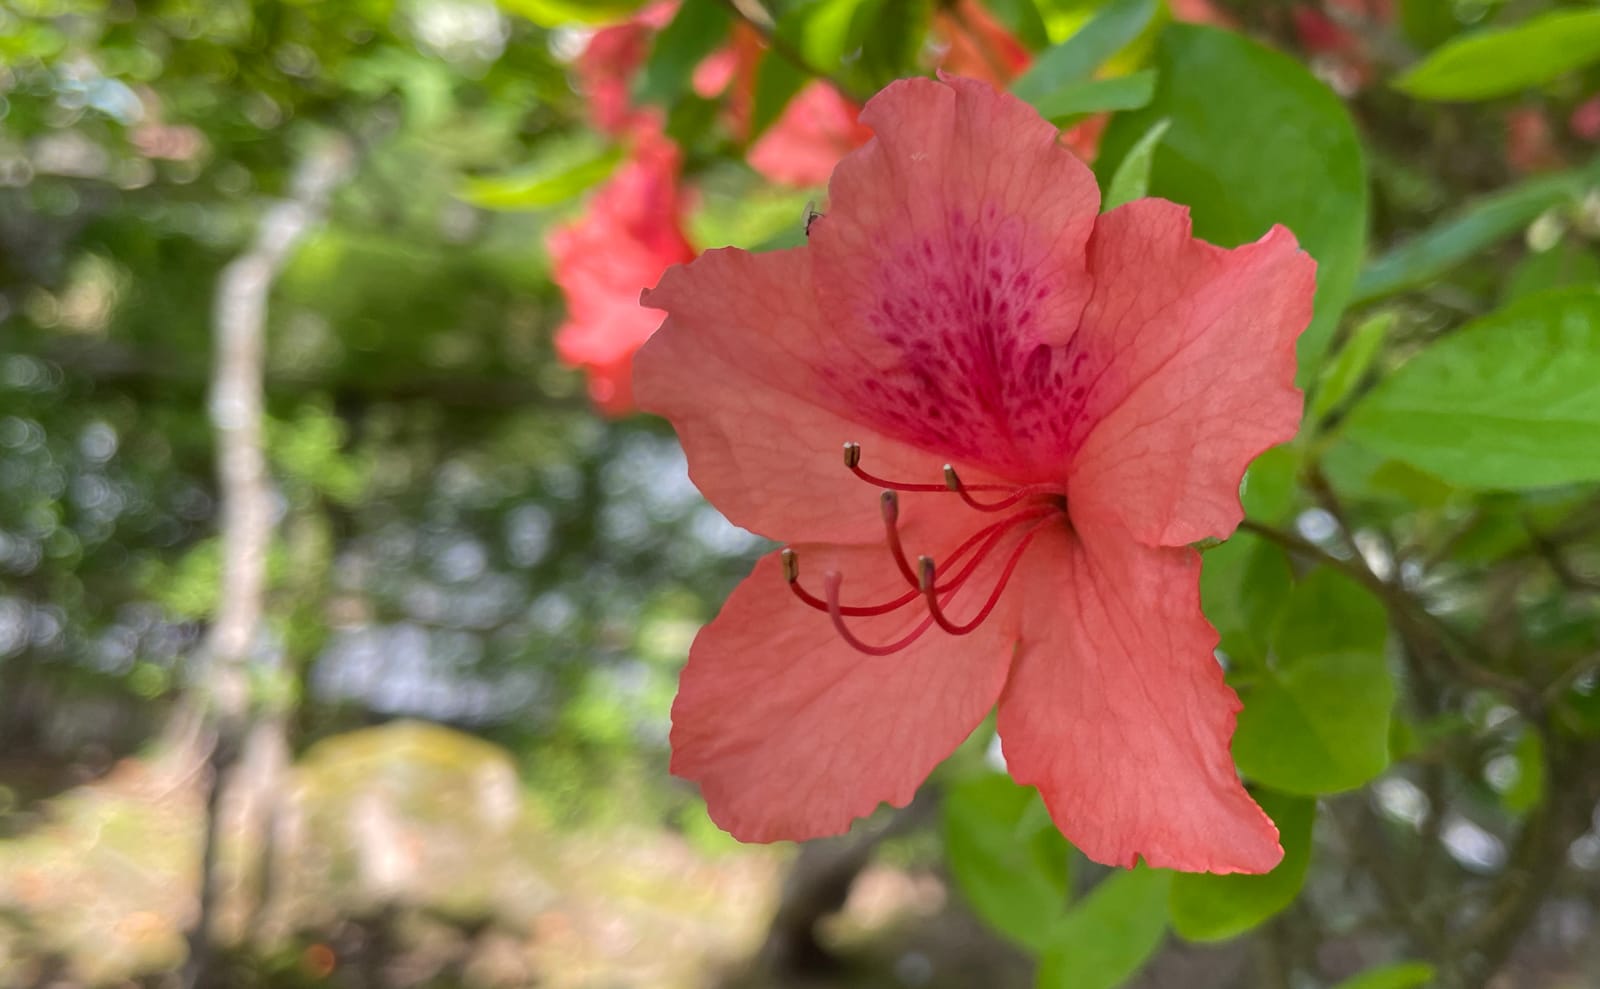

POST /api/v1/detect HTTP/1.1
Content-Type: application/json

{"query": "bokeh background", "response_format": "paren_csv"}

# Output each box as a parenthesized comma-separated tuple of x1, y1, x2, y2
(7, 1, 1600, 987)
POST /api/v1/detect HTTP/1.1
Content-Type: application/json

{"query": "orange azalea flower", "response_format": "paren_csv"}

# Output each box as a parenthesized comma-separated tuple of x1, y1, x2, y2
(637, 78, 1315, 872)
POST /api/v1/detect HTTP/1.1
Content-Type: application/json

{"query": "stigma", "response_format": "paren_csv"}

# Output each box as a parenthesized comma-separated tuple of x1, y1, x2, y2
(782, 443, 1067, 655)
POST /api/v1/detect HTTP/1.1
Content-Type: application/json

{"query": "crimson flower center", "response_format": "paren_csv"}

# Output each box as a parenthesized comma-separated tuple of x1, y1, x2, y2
(782, 442, 1067, 656)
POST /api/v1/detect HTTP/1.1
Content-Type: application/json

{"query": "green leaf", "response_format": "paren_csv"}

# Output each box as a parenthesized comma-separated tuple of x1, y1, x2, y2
(1201, 532, 1293, 668)
(1331, 961, 1437, 989)
(1275, 566, 1388, 672)
(1395, 8, 1600, 102)
(858, 0, 933, 90)
(1353, 160, 1600, 305)
(1233, 568, 1393, 795)
(1235, 648, 1394, 795)
(1504, 242, 1600, 304)
(1037, 868, 1170, 989)
(749, 50, 811, 139)
(776, 0, 866, 73)
(1029, 70, 1156, 122)
(458, 139, 622, 211)
(1096, 25, 1367, 384)
(1398, 0, 1459, 51)
(1011, 0, 1158, 103)
(1307, 311, 1393, 427)
(1169, 791, 1315, 942)
(1503, 728, 1546, 814)
(636, 0, 733, 108)
(1342, 288, 1600, 489)
(496, 0, 649, 26)
(1102, 117, 1169, 211)
(985, 0, 1051, 49)
(942, 774, 1073, 952)
(1241, 445, 1301, 523)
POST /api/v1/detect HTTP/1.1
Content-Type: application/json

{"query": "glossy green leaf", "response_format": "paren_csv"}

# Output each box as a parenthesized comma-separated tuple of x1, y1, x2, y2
(1343, 288, 1600, 489)
(636, 0, 732, 108)
(1353, 160, 1600, 305)
(1331, 961, 1437, 989)
(1037, 867, 1170, 989)
(1102, 117, 1169, 211)
(942, 774, 1072, 952)
(1030, 70, 1156, 122)
(1096, 25, 1367, 383)
(1202, 532, 1293, 668)
(1011, 0, 1157, 103)
(458, 140, 622, 211)
(1395, 8, 1600, 102)
(1307, 311, 1393, 427)
(1169, 791, 1315, 942)
(496, 0, 648, 25)
(1233, 567, 1393, 795)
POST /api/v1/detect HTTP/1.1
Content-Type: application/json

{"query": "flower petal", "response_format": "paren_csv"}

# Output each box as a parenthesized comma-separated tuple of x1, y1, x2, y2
(673, 543, 1021, 842)
(550, 125, 695, 417)
(996, 526, 1282, 874)
(802, 76, 1103, 477)
(1067, 200, 1314, 546)
(636, 245, 1009, 544)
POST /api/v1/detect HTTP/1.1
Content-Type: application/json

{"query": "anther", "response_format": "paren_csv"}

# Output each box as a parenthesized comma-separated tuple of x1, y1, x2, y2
(843, 442, 862, 469)
(782, 547, 799, 583)
(944, 462, 1061, 513)
(880, 489, 920, 588)
(918, 556, 936, 593)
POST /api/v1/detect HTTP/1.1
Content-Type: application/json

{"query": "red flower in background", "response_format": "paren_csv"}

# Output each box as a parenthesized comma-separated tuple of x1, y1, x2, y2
(936, 0, 1031, 86)
(636, 77, 1315, 872)
(574, 1, 678, 135)
(1291, 0, 1392, 94)
(747, 82, 874, 187)
(553, 3, 1040, 413)
(548, 125, 695, 416)
(1505, 106, 1565, 175)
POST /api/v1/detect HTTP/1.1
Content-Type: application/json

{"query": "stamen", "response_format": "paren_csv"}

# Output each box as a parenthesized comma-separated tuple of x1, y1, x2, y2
(825, 572, 935, 656)
(845, 442, 947, 493)
(920, 517, 1053, 636)
(880, 490, 920, 588)
(944, 464, 1062, 513)
(782, 506, 1054, 618)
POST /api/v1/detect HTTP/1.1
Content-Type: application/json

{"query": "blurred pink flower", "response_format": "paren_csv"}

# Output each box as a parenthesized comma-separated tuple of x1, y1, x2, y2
(1506, 106, 1564, 175)
(1571, 96, 1600, 142)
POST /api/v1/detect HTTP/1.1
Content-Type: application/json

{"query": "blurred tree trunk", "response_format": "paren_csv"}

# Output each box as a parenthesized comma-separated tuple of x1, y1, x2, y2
(759, 788, 939, 976)
(179, 136, 353, 989)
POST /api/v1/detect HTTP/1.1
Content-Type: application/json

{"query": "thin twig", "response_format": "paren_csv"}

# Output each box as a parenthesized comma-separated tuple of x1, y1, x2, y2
(1237, 519, 1537, 708)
